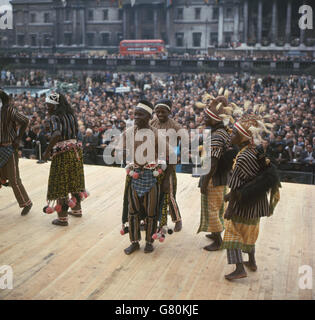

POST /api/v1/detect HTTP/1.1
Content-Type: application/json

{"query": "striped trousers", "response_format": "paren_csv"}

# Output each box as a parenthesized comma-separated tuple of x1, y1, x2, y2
(227, 247, 256, 264)
(0, 151, 31, 208)
(128, 183, 159, 243)
(160, 170, 181, 227)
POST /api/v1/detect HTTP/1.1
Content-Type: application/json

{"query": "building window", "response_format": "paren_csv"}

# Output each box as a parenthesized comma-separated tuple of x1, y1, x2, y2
(88, 10, 94, 21)
(64, 33, 72, 46)
(212, 7, 219, 20)
(102, 33, 110, 45)
(210, 32, 218, 45)
(177, 8, 183, 20)
(240, 6, 243, 18)
(117, 33, 123, 43)
(87, 33, 94, 46)
(30, 34, 37, 46)
(145, 9, 153, 22)
(30, 13, 36, 23)
(175, 33, 184, 47)
(161, 32, 167, 44)
(17, 34, 25, 46)
(103, 9, 108, 20)
(43, 34, 51, 46)
(118, 9, 123, 20)
(224, 32, 233, 44)
(195, 8, 201, 20)
(226, 7, 233, 19)
(44, 13, 50, 23)
(193, 32, 201, 47)
(65, 9, 71, 21)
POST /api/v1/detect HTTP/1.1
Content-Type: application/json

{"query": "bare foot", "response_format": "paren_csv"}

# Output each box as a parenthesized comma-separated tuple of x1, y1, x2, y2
(174, 220, 182, 232)
(225, 269, 247, 281)
(244, 261, 258, 272)
(205, 233, 216, 240)
(68, 211, 82, 217)
(144, 242, 154, 253)
(124, 242, 140, 255)
(21, 203, 32, 216)
(52, 219, 68, 226)
(203, 242, 222, 251)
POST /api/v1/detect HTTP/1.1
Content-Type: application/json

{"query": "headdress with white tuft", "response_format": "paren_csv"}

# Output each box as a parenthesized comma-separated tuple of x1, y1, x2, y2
(234, 114, 271, 146)
(195, 88, 238, 125)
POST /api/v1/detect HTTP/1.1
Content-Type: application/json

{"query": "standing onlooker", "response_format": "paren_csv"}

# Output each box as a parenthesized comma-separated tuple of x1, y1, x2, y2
(82, 128, 98, 164)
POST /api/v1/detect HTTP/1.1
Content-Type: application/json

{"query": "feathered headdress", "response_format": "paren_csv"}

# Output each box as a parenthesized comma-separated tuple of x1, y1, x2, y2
(195, 88, 239, 125)
(234, 114, 273, 145)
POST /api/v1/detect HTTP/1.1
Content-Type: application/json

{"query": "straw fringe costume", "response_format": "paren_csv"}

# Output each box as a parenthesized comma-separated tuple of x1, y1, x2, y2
(47, 139, 85, 202)
(44, 93, 87, 224)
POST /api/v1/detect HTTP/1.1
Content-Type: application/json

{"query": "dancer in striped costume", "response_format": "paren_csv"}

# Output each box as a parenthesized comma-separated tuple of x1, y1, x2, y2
(223, 114, 281, 280)
(0, 89, 32, 215)
(150, 99, 182, 233)
(120, 100, 173, 255)
(196, 90, 237, 251)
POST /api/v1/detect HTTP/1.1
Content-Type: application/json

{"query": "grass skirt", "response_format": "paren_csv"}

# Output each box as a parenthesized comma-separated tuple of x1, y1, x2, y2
(47, 149, 85, 201)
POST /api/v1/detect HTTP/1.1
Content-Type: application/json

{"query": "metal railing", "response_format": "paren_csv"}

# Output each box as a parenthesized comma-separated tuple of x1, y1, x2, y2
(1, 56, 314, 75)
(21, 147, 315, 185)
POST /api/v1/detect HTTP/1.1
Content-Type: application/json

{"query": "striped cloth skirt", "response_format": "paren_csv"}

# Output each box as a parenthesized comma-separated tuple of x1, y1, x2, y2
(197, 179, 226, 234)
(221, 215, 260, 253)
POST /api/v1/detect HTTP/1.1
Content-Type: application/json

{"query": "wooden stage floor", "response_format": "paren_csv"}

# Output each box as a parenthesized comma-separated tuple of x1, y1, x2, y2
(0, 159, 314, 300)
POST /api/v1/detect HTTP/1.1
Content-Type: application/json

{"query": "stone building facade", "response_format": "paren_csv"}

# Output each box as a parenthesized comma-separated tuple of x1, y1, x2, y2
(3, 0, 314, 52)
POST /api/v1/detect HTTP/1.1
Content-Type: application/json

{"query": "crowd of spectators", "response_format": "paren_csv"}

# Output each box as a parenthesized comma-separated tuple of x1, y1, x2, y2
(1, 50, 314, 62)
(1, 69, 54, 87)
(3, 71, 314, 168)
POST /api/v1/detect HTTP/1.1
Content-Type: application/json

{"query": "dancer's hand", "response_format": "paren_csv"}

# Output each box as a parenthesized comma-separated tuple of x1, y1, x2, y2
(224, 206, 234, 220)
(224, 193, 231, 202)
(12, 138, 20, 149)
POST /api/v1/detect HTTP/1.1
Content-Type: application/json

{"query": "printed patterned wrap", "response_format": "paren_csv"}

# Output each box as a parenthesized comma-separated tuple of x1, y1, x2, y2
(0, 145, 14, 169)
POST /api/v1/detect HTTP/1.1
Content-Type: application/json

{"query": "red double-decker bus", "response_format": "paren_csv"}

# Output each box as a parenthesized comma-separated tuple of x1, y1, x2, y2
(119, 39, 165, 56)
